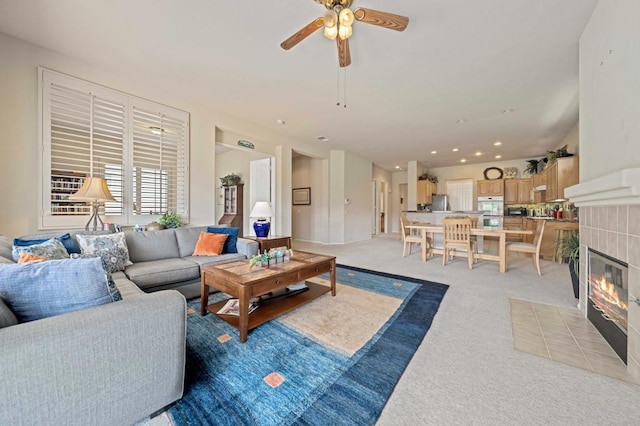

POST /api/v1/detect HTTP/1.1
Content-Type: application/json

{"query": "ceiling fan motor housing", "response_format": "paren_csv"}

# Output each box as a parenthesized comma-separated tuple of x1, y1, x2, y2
(322, 0, 353, 9)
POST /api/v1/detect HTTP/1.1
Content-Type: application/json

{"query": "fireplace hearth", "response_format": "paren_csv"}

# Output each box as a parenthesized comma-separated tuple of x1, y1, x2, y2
(587, 248, 628, 364)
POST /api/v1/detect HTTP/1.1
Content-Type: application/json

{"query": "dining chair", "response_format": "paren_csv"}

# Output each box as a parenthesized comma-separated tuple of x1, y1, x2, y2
(442, 217, 478, 269)
(506, 219, 546, 275)
(400, 215, 423, 257)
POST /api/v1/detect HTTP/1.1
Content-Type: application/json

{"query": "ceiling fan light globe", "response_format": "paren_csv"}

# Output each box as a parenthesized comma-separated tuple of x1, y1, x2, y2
(323, 10, 338, 28)
(339, 8, 354, 26)
(338, 25, 352, 40)
(324, 25, 338, 40)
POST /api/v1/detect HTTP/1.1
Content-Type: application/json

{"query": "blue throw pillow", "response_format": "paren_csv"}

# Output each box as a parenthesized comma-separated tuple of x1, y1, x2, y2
(13, 233, 81, 255)
(206, 227, 239, 254)
(0, 257, 121, 322)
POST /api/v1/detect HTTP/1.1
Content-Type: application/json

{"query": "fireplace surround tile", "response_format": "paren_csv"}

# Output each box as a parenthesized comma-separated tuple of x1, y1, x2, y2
(607, 231, 619, 259)
(629, 206, 640, 236)
(618, 234, 628, 264)
(617, 206, 628, 234)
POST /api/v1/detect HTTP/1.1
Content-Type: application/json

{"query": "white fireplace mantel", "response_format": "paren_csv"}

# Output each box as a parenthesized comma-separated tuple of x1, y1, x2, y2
(565, 168, 640, 207)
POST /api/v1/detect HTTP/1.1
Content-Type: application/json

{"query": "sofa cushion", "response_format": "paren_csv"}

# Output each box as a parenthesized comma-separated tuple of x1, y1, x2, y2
(0, 257, 122, 322)
(0, 297, 18, 328)
(76, 232, 132, 273)
(183, 253, 246, 267)
(124, 258, 200, 290)
(125, 229, 181, 263)
(193, 231, 227, 256)
(174, 226, 210, 258)
(110, 271, 145, 299)
(13, 232, 81, 255)
(12, 238, 69, 262)
(206, 226, 240, 254)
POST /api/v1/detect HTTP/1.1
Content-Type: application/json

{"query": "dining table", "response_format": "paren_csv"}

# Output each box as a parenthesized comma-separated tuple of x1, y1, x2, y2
(405, 223, 533, 273)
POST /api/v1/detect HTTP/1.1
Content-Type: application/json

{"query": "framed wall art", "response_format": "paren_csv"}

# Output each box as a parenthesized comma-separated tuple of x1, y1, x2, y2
(292, 187, 311, 205)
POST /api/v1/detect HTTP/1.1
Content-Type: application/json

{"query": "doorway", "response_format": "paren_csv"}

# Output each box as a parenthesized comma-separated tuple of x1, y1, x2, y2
(372, 180, 388, 235)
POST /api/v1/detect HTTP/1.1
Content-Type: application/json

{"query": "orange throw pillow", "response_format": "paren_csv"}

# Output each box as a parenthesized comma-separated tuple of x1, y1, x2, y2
(193, 232, 228, 256)
(18, 253, 49, 264)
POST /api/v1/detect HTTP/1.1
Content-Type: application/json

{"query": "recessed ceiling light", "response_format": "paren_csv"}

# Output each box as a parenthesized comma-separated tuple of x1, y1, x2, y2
(452, 148, 459, 152)
(456, 119, 467, 124)
(475, 152, 482, 156)
(316, 136, 330, 142)
(501, 108, 514, 114)
(460, 159, 467, 163)
(395, 166, 401, 169)
(493, 141, 502, 146)
(431, 150, 437, 154)
(276, 119, 286, 125)
(495, 155, 502, 159)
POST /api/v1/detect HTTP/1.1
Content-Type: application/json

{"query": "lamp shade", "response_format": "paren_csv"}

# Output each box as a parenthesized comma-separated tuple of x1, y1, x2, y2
(69, 177, 117, 202)
(250, 201, 274, 219)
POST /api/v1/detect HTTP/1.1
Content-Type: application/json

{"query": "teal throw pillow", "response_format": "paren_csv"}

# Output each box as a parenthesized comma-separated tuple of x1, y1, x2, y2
(0, 257, 122, 323)
(206, 227, 239, 254)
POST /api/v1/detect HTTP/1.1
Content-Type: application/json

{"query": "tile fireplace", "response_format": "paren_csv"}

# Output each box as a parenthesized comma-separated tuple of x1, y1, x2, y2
(565, 168, 640, 383)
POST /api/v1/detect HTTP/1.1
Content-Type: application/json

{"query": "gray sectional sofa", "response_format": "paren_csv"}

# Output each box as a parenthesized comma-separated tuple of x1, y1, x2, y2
(0, 225, 259, 425)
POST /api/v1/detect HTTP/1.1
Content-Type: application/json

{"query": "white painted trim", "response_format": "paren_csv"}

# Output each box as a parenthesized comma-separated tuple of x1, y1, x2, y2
(565, 168, 640, 206)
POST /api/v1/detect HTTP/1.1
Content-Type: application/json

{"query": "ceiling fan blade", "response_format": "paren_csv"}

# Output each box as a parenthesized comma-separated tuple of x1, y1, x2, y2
(337, 37, 351, 67)
(280, 18, 324, 50)
(353, 8, 409, 31)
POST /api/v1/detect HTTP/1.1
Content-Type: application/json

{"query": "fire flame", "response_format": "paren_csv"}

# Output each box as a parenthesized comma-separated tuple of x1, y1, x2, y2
(595, 275, 628, 311)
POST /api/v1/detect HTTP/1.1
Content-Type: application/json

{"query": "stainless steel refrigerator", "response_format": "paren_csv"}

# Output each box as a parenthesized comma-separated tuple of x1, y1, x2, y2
(431, 194, 450, 211)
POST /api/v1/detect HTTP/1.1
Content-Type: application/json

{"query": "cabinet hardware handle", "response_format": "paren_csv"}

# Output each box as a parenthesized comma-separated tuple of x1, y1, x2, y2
(276, 280, 281, 285)
(592, 304, 603, 312)
(601, 313, 615, 322)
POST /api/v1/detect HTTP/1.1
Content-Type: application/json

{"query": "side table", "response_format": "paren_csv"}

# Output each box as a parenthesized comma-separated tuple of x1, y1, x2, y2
(247, 235, 292, 253)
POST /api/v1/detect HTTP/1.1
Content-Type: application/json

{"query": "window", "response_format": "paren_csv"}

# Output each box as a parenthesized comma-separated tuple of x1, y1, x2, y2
(446, 179, 474, 211)
(39, 68, 189, 229)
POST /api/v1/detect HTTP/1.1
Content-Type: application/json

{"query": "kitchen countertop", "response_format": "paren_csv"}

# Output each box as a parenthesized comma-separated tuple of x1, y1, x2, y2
(524, 216, 578, 222)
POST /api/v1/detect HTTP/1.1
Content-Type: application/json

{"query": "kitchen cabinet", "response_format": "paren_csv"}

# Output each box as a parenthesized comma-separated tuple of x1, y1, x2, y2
(417, 180, 436, 205)
(503, 217, 525, 242)
(504, 178, 532, 204)
(532, 172, 546, 188)
(477, 179, 504, 196)
(544, 157, 579, 202)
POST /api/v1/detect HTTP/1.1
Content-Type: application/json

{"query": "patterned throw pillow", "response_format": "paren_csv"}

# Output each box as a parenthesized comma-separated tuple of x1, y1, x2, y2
(13, 233, 81, 256)
(0, 257, 121, 323)
(13, 238, 69, 262)
(76, 232, 132, 273)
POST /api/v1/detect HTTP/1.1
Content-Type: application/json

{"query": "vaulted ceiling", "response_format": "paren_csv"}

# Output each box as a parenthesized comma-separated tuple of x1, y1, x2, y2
(0, 0, 598, 170)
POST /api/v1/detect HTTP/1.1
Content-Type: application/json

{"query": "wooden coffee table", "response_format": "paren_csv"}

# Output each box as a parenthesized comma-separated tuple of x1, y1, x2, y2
(200, 251, 336, 342)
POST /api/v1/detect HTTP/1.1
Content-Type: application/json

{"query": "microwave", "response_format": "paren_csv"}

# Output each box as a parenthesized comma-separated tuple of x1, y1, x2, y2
(507, 207, 527, 216)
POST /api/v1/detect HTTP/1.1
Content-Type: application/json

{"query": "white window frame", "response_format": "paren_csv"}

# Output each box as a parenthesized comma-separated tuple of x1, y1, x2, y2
(38, 68, 190, 229)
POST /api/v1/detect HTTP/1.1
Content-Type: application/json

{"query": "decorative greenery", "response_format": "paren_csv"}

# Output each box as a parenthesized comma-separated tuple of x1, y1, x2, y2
(524, 159, 540, 175)
(249, 248, 294, 268)
(418, 172, 438, 184)
(158, 212, 183, 228)
(555, 233, 580, 275)
(220, 173, 242, 186)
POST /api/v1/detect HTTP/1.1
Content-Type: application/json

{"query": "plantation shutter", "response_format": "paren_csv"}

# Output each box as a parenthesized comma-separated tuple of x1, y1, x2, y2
(40, 68, 189, 229)
(131, 105, 188, 217)
(45, 76, 125, 227)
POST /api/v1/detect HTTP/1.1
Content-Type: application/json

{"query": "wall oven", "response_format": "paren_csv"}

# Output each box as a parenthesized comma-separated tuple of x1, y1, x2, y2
(477, 196, 504, 228)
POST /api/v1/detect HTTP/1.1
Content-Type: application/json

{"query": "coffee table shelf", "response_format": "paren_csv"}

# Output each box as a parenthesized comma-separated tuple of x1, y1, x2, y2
(206, 281, 330, 331)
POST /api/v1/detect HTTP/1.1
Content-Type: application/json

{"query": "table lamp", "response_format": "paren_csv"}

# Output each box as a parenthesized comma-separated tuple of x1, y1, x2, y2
(250, 201, 274, 238)
(69, 177, 117, 231)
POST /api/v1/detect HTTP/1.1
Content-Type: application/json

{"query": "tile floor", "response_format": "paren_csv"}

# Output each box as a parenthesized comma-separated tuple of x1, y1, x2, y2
(510, 298, 637, 383)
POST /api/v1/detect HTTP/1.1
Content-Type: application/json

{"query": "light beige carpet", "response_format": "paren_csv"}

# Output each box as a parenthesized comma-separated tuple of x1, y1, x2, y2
(280, 277, 402, 356)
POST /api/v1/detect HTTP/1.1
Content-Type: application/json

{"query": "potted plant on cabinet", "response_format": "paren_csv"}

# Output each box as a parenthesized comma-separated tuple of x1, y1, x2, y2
(556, 233, 580, 298)
(159, 212, 183, 229)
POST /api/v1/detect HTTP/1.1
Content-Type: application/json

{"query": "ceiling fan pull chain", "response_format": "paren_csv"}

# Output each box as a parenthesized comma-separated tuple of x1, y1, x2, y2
(336, 66, 340, 106)
(344, 67, 347, 108)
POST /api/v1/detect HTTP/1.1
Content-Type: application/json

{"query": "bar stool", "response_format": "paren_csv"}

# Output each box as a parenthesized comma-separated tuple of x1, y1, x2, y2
(553, 227, 578, 263)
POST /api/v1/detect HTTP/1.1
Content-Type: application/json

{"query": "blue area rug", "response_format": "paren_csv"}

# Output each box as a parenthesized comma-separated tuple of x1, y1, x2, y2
(168, 265, 448, 425)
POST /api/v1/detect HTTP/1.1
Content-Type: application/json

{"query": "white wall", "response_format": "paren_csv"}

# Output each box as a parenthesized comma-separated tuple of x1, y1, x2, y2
(579, 0, 640, 181)
(0, 32, 333, 237)
(214, 148, 271, 234)
(292, 155, 329, 243)
(556, 121, 579, 155)
(344, 152, 373, 243)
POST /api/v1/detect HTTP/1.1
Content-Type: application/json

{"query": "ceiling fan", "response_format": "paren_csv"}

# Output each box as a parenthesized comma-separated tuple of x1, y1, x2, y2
(280, 0, 409, 67)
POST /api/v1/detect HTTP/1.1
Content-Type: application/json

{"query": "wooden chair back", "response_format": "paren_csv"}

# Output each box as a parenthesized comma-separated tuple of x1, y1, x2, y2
(442, 217, 473, 243)
(533, 220, 547, 251)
